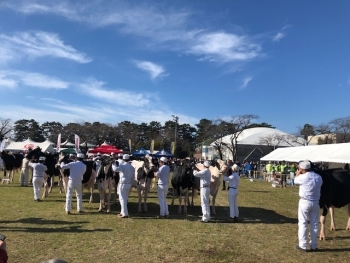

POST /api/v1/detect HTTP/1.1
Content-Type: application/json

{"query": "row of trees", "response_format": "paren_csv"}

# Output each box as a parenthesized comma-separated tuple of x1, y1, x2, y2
(1, 115, 350, 159)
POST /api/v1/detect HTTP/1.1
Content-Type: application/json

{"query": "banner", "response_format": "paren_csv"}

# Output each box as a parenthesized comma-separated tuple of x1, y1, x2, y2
(150, 140, 154, 153)
(56, 134, 61, 153)
(74, 134, 80, 153)
(128, 139, 132, 153)
(171, 141, 175, 155)
(0, 139, 6, 152)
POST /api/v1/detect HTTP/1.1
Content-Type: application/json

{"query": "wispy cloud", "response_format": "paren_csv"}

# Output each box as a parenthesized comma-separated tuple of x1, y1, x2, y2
(0, 70, 69, 89)
(190, 32, 262, 63)
(78, 78, 155, 107)
(3, 1, 264, 65)
(272, 25, 290, 42)
(134, 60, 168, 80)
(239, 76, 253, 89)
(0, 31, 92, 64)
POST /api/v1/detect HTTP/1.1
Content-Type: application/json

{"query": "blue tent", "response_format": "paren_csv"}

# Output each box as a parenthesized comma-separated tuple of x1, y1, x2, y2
(132, 148, 151, 157)
(153, 149, 174, 157)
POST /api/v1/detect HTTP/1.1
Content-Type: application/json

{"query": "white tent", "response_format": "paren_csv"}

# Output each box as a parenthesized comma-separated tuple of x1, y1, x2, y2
(5, 141, 56, 153)
(43, 138, 55, 146)
(260, 143, 350, 163)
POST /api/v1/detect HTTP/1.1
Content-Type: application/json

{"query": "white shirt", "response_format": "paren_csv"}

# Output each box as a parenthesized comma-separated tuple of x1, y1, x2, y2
(223, 172, 240, 189)
(155, 165, 170, 185)
(294, 171, 323, 201)
(112, 161, 135, 184)
(60, 161, 87, 183)
(193, 168, 211, 187)
(29, 162, 47, 177)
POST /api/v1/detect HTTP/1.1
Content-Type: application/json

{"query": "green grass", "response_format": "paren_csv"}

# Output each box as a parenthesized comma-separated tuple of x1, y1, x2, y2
(1, 173, 350, 263)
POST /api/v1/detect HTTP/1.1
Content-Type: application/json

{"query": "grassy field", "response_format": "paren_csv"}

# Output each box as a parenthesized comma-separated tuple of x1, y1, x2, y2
(1, 173, 350, 263)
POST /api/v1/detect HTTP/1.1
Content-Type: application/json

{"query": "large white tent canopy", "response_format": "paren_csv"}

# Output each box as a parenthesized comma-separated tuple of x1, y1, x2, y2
(260, 143, 350, 163)
(5, 141, 56, 153)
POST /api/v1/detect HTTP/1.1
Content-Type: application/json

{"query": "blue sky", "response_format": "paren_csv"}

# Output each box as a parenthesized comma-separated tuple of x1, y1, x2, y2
(0, 0, 349, 134)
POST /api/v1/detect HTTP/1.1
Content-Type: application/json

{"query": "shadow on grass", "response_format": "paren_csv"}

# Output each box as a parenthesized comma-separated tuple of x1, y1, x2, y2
(1, 217, 89, 225)
(316, 247, 350, 252)
(0, 225, 112, 233)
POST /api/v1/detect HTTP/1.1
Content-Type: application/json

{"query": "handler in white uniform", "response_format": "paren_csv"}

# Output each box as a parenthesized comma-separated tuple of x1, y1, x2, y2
(60, 153, 86, 214)
(112, 154, 135, 218)
(154, 157, 170, 218)
(20, 156, 30, 186)
(223, 164, 240, 222)
(294, 161, 323, 252)
(193, 161, 211, 222)
(29, 157, 47, 201)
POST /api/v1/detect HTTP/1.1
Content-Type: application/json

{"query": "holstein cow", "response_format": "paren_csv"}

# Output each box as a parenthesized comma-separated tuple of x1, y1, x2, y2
(130, 154, 155, 213)
(192, 159, 228, 215)
(317, 168, 350, 240)
(95, 155, 116, 212)
(170, 159, 194, 215)
(1, 150, 24, 183)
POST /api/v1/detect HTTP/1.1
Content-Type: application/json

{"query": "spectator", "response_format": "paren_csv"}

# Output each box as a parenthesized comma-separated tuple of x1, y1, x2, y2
(0, 238, 7, 263)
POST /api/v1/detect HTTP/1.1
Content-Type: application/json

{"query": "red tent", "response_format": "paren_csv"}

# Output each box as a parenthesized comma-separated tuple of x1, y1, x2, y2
(88, 141, 122, 154)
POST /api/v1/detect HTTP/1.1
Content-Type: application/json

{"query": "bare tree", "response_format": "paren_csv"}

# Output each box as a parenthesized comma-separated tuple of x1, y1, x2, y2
(221, 114, 259, 161)
(0, 118, 13, 141)
(329, 116, 350, 143)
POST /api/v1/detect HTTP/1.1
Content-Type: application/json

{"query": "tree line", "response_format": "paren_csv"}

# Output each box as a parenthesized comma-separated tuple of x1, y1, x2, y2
(1, 115, 349, 159)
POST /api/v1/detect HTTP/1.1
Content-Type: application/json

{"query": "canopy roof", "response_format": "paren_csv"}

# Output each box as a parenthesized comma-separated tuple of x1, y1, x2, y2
(61, 140, 75, 147)
(60, 148, 78, 154)
(153, 149, 174, 157)
(88, 141, 122, 154)
(44, 138, 55, 146)
(260, 143, 350, 163)
(5, 141, 56, 153)
(212, 127, 305, 146)
(132, 148, 150, 157)
(80, 141, 95, 147)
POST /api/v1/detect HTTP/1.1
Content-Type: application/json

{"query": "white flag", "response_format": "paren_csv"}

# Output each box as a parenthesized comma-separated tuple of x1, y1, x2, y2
(0, 139, 6, 152)
(56, 134, 61, 153)
(75, 134, 80, 153)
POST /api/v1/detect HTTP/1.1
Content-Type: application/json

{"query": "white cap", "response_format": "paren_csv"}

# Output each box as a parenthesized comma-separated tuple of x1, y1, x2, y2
(123, 154, 129, 160)
(204, 161, 210, 168)
(160, 157, 168, 163)
(299, 161, 311, 169)
(232, 164, 238, 171)
(39, 156, 46, 161)
(77, 153, 84, 158)
(118, 153, 123, 158)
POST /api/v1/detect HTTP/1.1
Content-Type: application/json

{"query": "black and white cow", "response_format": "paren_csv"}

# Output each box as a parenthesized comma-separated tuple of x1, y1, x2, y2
(318, 168, 350, 240)
(1, 150, 24, 183)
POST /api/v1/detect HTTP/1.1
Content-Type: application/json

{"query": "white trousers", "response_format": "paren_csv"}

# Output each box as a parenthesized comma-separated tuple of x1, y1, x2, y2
(119, 184, 131, 216)
(21, 168, 29, 186)
(228, 188, 239, 218)
(66, 179, 82, 212)
(33, 176, 44, 200)
(298, 199, 319, 250)
(157, 185, 169, 216)
(200, 187, 210, 222)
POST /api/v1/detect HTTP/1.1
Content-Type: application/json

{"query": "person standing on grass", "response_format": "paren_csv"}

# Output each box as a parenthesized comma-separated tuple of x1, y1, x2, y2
(29, 156, 47, 201)
(223, 164, 240, 222)
(20, 155, 30, 186)
(294, 161, 323, 252)
(59, 153, 86, 215)
(193, 161, 211, 223)
(112, 154, 134, 219)
(0, 238, 8, 263)
(154, 156, 170, 219)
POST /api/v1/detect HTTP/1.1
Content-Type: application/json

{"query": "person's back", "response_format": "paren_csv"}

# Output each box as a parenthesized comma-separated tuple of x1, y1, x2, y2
(296, 171, 323, 201)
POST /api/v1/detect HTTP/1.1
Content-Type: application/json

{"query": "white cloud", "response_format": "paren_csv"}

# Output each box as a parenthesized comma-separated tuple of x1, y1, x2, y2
(0, 31, 92, 64)
(272, 32, 285, 42)
(78, 78, 155, 107)
(190, 32, 262, 63)
(3, 1, 263, 65)
(134, 60, 168, 79)
(0, 70, 69, 89)
(239, 76, 253, 89)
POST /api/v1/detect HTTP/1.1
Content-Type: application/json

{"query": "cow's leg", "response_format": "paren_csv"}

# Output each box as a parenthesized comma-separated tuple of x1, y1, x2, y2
(171, 188, 175, 206)
(42, 177, 49, 198)
(59, 176, 64, 194)
(106, 179, 112, 213)
(329, 206, 336, 231)
(10, 170, 14, 182)
(319, 208, 328, 240)
(177, 188, 183, 214)
(137, 186, 142, 213)
(63, 176, 69, 194)
(98, 181, 104, 212)
(346, 203, 350, 231)
(49, 176, 54, 193)
(183, 189, 188, 215)
(89, 170, 96, 203)
(211, 189, 219, 216)
(143, 180, 151, 212)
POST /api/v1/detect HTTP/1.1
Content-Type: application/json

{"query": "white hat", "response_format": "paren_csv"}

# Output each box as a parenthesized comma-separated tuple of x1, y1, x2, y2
(39, 156, 46, 161)
(77, 153, 85, 159)
(299, 161, 311, 169)
(204, 161, 210, 168)
(123, 154, 129, 160)
(232, 164, 238, 171)
(160, 157, 168, 163)
(118, 153, 123, 158)
(111, 152, 115, 155)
